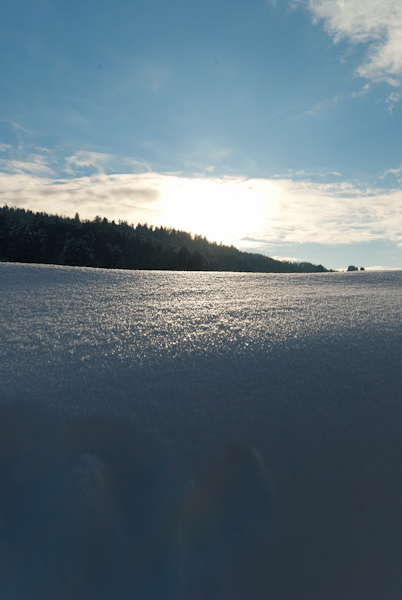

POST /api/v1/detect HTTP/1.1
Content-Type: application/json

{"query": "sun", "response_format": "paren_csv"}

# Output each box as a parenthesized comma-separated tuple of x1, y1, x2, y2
(159, 177, 268, 246)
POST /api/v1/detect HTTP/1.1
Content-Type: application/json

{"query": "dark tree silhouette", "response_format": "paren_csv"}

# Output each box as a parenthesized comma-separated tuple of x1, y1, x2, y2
(0, 204, 331, 273)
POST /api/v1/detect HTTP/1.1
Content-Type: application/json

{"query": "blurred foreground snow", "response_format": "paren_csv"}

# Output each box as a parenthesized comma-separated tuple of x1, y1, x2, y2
(0, 264, 401, 599)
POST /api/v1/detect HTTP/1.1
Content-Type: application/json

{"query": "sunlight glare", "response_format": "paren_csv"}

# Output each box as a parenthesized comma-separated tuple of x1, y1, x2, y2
(158, 177, 269, 246)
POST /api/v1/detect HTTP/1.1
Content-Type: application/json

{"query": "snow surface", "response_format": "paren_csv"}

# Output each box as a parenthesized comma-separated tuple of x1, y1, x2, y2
(0, 263, 401, 599)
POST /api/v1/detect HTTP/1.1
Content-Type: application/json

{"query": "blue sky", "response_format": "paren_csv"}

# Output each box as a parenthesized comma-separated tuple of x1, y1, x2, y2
(1, 0, 401, 269)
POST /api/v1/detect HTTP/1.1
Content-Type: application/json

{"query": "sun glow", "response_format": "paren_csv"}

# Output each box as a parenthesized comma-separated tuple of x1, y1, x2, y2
(158, 177, 269, 246)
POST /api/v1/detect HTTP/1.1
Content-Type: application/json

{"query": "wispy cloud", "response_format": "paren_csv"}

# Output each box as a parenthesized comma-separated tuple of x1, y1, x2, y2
(65, 151, 151, 175)
(0, 156, 56, 176)
(351, 83, 371, 98)
(386, 91, 401, 113)
(305, 94, 340, 115)
(271, 168, 342, 180)
(0, 119, 34, 135)
(380, 164, 402, 180)
(0, 143, 152, 179)
(297, 0, 402, 85)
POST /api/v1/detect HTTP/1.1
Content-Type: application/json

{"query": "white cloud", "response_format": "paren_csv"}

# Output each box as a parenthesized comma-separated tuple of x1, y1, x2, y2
(272, 255, 308, 262)
(299, 0, 402, 85)
(242, 178, 402, 247)
(1, 165, 401, 249)
(364, 265, 402, 270)
(0, 171, 164, 224)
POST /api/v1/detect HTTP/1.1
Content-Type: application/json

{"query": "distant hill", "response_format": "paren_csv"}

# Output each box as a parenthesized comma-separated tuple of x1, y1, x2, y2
(0, 205, 330, 273)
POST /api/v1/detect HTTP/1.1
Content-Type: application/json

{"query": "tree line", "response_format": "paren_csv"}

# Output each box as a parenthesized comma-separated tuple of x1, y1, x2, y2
(0, 205, 330, 273)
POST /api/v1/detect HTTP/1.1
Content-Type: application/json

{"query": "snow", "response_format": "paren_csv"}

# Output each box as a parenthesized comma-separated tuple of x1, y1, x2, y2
(0, 263, 401, 599)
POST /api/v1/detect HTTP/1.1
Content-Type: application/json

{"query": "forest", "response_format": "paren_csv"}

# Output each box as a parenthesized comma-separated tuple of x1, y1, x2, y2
(0, 205, 330, 273)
